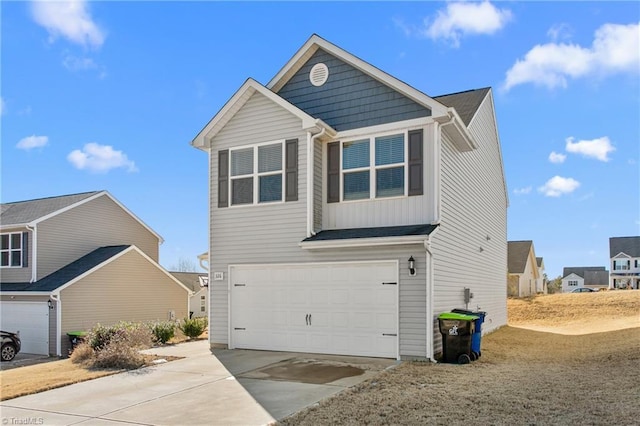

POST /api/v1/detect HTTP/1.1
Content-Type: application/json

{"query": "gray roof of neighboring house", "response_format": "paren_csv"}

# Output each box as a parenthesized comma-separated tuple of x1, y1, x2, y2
(170, 271, 208, 292)
(610, 236, 640, 257)
(0, 245, 130, 292)
(562, 266, 607, 279)
(584, 270, 610, 286)
(302, 224, 438, 242)
(507, 241, 533, 274)
(433, 88, 491, 126)
(0, 191, 101, 227)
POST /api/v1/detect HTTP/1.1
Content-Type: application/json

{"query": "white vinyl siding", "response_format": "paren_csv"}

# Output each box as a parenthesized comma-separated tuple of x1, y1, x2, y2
(430, 91, 508, 354)
(208, 92, 429, 357)
(323, 123, 437, 229)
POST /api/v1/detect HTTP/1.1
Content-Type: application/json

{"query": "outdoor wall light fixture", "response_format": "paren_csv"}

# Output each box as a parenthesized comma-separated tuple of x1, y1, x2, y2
(408, 256, 416, 276)
(48, 300, 54, 309)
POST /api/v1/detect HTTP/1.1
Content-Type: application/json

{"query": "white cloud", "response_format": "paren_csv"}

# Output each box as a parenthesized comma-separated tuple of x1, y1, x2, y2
(67, 142, 137, 173)
(548, 151, 567, 164)
(16, 135, 49, 150)
(513, 186, 532, 195)
(423, 1, 512, 47)
(30, 0, 105, 48)
(565, 136, 615, 162)
(504, 22, 639, 90)
(62, 54, 97, 71)
(547, 23, 573, 41)
(538, 176, 580, 197)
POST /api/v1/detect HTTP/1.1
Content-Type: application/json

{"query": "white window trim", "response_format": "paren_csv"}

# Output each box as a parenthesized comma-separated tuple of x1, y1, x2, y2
(339, 130, 409, 203)
(0, 232, 23, 268)
(229, 139, 286, 207)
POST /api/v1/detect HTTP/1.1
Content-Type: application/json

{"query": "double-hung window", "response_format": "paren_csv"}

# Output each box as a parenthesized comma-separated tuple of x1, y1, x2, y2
(341, 133, 406, 201)
(1, 232, 23, 267)
(230, 142, 284, 205)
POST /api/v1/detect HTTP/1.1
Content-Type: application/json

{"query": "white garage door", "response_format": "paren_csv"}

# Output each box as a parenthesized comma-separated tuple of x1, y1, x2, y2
(230, 261, 398, 359)
(1, 301, 49, 355)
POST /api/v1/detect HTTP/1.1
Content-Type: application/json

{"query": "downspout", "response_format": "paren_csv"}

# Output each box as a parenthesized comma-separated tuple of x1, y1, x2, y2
(26, 224, 37, 283)
(307, 127, 326, 237)
(50, 293, 61, 356)
(425, 235, 436, 362)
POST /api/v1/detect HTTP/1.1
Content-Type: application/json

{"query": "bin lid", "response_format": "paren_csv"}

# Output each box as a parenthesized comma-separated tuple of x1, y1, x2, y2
(67, 331, 88, 337)
(438, 312, 478, 321)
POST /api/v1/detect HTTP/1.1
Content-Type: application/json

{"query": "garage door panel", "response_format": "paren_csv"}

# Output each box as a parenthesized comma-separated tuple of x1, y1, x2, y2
(0, 301, 49, 355)
(230, 261, 398, 358)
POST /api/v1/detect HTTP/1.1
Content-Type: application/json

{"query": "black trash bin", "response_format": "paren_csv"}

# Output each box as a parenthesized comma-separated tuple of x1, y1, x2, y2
(452, 309, 486, 360)
(438, 312, 477, 364)
(67, 331, 87, 353)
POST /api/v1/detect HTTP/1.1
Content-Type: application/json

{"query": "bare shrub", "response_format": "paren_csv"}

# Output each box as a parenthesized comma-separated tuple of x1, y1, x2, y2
(92, 338, 147, 370)
(82, 321, 155, 370)
(69, 342, 95, 365)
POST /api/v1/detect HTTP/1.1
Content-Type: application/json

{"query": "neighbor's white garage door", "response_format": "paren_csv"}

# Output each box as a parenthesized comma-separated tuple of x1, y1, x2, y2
(0, 301, 49, 355)
(230, 261, 398, 358)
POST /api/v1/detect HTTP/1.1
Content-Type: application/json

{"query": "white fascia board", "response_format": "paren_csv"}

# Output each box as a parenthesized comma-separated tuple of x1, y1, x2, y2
(434, 108, 477, 152)
(267, 34, 449, 117)
(299, 235, 429, 250)
(336, 117, 433, 140)
(27, 191, 164, 245)
(0, 291, 52, 296)
(0, 224, 30, 231)
(612, 252, 631, 259)
(191, 78, 336, 150)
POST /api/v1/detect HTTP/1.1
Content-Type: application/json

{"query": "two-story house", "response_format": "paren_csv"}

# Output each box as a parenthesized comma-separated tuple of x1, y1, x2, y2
(609, 236, 640, 289)
(561, 266, 609, 293)
(507, 240, 540, 297)
(0, 191, 190, 356)
(191, 35, 508, 361)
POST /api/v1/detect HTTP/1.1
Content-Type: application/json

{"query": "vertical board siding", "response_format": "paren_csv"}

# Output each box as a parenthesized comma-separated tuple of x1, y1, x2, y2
(60, 250, 188, 355)
(431, 92, 508, 355)
(277, 49, 431, 132)
(0, 227, 32, 282)
(323, 124, 436, 229)
(37, 196, 160, 280)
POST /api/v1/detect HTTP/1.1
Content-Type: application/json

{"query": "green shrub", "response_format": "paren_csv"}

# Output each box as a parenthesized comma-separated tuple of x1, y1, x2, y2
(150, 321, 176, 344)
(178, 317, 208, 339)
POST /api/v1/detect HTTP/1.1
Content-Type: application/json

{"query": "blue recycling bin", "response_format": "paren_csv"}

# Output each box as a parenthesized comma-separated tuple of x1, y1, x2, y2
(452, 309, 486, 360)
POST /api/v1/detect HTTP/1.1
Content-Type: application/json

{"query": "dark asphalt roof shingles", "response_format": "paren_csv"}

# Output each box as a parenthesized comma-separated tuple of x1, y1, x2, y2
(0, 191, 101, 226)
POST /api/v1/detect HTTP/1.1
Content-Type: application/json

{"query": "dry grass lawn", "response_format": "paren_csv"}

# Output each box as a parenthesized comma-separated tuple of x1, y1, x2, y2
(0, 359, 118, 401)
(281, 291, 640, 426)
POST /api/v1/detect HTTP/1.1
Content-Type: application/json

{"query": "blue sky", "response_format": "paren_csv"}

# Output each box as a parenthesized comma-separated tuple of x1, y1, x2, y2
(2, 1, 638, 279)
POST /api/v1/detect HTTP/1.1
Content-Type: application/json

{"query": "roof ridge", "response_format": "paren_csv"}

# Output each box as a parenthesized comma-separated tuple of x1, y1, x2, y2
(1, 190, 103, 206)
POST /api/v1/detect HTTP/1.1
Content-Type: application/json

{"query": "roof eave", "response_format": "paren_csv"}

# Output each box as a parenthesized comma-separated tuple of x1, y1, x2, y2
(299, 234, 429, 250)
(434, 108, 478, 152)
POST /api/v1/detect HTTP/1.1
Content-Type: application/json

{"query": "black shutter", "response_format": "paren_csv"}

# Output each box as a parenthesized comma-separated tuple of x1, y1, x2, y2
(327, 142, 340, 203)
(285, 139, 298, 202)
(218, 150, 229, 208)
(408, 129, 423, 196)
(22, 232, 28, 268)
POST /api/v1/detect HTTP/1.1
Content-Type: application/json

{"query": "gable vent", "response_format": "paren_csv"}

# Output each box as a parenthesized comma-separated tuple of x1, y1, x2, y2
(309, 63, 329, 87)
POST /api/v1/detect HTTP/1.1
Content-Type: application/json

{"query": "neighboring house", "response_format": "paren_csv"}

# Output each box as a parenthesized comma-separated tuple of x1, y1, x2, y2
(609, 236, 640, 290)
(171, 271, 209, 318)
(0, 191, 190, 356)
(561, 267, 609, 293)
(536, 257, 547, 294)
(190, 34, 508, 361)
(507, 241, 539, 297)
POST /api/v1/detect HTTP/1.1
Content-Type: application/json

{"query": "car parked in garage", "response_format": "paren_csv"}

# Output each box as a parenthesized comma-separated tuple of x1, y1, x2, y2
(1, 330, 21, 361)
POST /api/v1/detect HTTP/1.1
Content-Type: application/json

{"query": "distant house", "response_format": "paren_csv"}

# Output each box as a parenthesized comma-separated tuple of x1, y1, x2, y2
(171, 271, 208, 318)
(561, 267, 609, 293)
(507, 241, 539, 297)
(609, 236, 640, 290)
(190, 34, 508, 361)
(535, 257, 547, 294)
(0, 191, 190, 356)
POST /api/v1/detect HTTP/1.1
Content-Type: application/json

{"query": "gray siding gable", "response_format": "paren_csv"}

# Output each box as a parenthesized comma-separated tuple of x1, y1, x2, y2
(276, 49, 431, 131)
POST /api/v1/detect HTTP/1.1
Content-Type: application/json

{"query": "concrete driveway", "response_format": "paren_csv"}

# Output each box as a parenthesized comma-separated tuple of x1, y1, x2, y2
(0, 340, 397, 425)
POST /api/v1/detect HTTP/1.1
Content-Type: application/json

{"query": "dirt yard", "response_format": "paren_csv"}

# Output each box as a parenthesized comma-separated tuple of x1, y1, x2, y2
(280, 291, 640, 425)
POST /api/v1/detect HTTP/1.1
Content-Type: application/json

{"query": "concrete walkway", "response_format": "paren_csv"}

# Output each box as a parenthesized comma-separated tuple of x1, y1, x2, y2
(0, 340, 396, 425)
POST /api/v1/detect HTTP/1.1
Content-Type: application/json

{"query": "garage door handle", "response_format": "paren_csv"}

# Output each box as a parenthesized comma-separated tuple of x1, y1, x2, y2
(382, 282, 397, 285)
(234, 328, 246, 331)
(309, 314, 312, 325)
(382, 333, 397, 337)
(305, 314, 309, 325)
